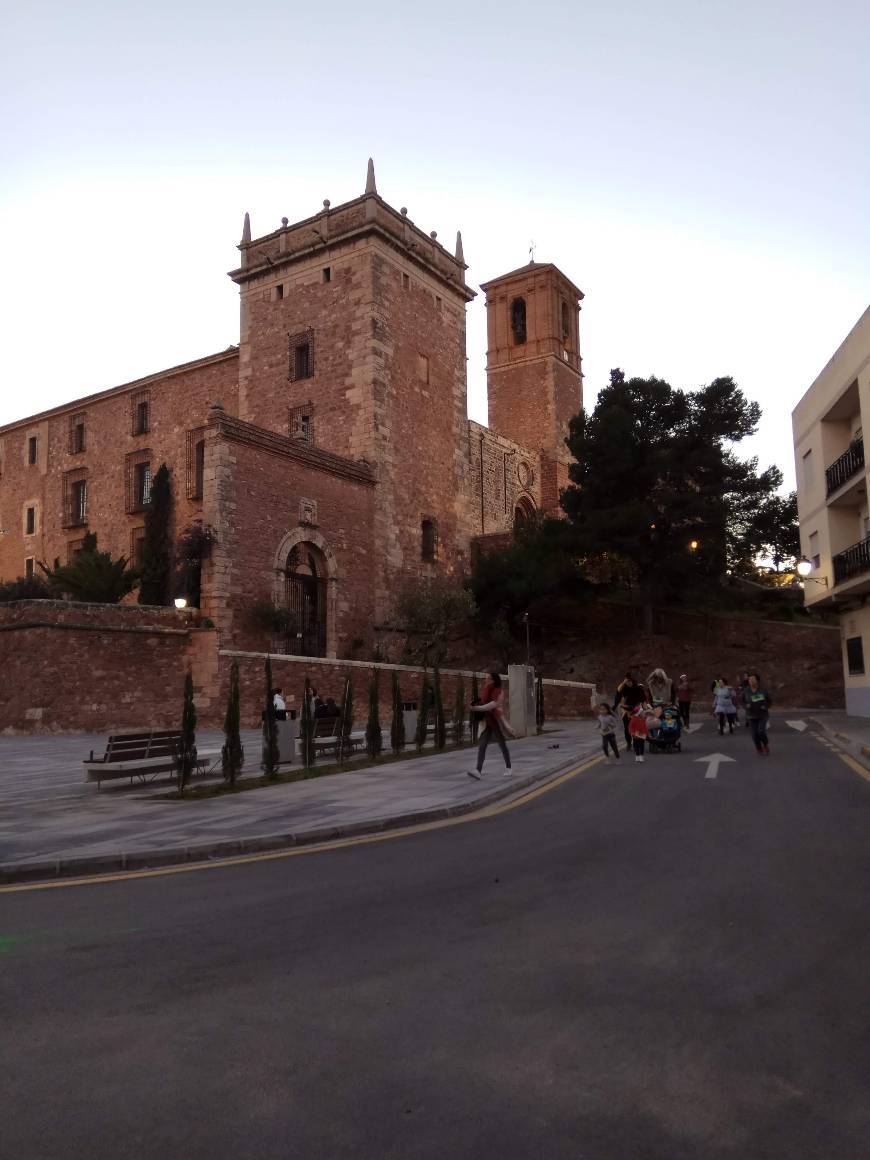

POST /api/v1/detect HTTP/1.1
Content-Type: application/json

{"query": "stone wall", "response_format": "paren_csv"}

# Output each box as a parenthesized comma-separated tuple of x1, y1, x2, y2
(0, 601, 194, 734)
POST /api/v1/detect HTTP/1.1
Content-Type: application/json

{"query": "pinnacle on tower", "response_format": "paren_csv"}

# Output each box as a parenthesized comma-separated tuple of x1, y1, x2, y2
(241, 212, 251, 245)
(365, 158, 377, 196)
(455, 231, 465, 264)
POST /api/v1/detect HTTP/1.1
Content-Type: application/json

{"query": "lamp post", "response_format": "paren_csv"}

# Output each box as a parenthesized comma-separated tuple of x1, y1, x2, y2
(522, 612, 530, 668)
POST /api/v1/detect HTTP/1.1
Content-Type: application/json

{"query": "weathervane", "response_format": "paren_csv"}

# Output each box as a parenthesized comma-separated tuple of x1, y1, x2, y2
(529, 240, 536, 262)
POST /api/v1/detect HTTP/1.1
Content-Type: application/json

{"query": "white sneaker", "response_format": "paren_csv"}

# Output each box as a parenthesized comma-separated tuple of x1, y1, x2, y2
(503, 768, 513, 776)
(466, 769, 482, 780)
(635, 755, 641, 764)
(639, 755, 644, 763)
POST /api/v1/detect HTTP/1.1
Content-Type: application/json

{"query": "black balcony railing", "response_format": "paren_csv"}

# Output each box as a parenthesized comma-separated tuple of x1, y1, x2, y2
(825, 439, 864, 497)
(833, 535, 870, 585)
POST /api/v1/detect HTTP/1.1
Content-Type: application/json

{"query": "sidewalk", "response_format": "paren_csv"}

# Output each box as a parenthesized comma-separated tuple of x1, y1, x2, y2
(808, 710, 870, 763)
(0, 722, 602, 882)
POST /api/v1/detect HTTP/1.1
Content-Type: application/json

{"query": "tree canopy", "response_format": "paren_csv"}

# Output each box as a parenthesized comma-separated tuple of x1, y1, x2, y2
(561, 371, 795, 607)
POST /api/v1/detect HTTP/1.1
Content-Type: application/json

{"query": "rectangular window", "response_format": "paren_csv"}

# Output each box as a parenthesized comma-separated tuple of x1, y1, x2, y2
(67, 538, 85, 563)
(62, 468, 88, 528)
(802, 449, 814, 489)
(808, 531, 820, 570)
(402, 273, 410, 290)
(69, 412, 86, 454)
(131, 390, 151, 436)
(846, 636, 865, 675)
(275, 283, 284, 301)
(288, 330, 314, 382)
(417, 354, 430, 384)
(186, 427, 207, 499)
(322, 267, 331, 283)
(25, 506, 35, 535)
(125, 451, 152, 512)
(24, 558, 34, 580)
(28, 435, 37, 465)
(421, 517, 438, 562)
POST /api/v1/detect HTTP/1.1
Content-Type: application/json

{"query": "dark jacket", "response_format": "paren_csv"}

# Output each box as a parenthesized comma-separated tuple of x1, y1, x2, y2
(741, 686, 772, 718)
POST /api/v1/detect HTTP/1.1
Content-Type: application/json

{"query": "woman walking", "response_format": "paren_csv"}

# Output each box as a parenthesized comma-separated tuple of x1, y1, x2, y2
(467, 672, 513, 779)
(741, 672, 773, 755)
(712, 678, 738, 735)
(675, 674, 693, 727)
(615, 673, 646, 751)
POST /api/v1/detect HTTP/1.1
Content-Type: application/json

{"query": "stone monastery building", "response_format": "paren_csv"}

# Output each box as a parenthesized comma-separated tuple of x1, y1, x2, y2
(0, 162, 584, 659)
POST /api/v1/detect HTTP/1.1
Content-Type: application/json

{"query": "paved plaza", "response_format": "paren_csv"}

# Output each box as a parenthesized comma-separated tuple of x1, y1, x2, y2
(0, 722, 602, 878)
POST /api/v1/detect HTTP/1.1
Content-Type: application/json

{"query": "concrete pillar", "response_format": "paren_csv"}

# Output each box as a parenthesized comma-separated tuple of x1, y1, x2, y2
(508, 664, 536, 737)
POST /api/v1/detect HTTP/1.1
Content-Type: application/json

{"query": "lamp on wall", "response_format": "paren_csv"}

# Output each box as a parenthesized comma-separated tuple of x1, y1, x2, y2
(796, 557, 829, 587)
(174, 597, 188, 610)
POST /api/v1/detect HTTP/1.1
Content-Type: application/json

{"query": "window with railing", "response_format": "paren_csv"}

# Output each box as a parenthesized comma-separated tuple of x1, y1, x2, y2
(833, 535, 870, 585)
(825, 438, 864, 497)
(125, 451, 152, 512)
(289, 404, 313, 444)
(69, 412, 86, 454)
(288, 329, 314, 381)
(131, 390, 151, 436)
(62, 469, 88, 528)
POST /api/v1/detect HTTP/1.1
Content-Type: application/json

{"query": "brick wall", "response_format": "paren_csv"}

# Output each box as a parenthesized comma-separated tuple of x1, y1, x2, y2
(0, 601, 195, 734)
(0, 351, 238, 583)
(467, 422, 543, 536)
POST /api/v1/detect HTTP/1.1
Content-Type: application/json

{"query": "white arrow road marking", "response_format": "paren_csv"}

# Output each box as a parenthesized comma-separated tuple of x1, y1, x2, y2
(786, 720, 808, 732)
(695, 752, 737, 779)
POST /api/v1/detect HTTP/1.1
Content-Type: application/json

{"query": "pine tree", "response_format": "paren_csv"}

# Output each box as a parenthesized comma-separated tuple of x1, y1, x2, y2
(139, 464, 173, 606)
(535, 673, 545, 735)
(365, 669, 383, 760)
(415, 671, 431, 752)
(452, 676, 465, 746)
(300, 677, 316, 769)
(337, 676, 354, 764)
(433, 666, 446, 750)
(177, 669, 198, 796)
(390, 670, 405, 756)
(221, 661, 244, 787)
(261, 657, 279, 777)
(470, 673, 480, 743)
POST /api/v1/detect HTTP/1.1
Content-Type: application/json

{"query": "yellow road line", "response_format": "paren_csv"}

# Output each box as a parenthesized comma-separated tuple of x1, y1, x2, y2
(0, 754, 604, 894)
(838, 752, 870, 784)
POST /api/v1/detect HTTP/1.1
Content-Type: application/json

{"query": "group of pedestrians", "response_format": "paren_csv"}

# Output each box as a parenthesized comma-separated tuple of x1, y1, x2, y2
(594, 667, 774, 762)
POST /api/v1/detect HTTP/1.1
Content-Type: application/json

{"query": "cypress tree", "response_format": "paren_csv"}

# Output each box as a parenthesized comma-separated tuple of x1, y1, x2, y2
(390, 670, 405, 756)
(470, 673, 480, 743)
(338, 676, 354, 764)
(536, 673, 546, 735)
(177, 669, 198, 796)
(139, 463, 173, 605)
(452, 676, 465, 747)
(415, 670, 430, 752)
(221, 661, 244, 787)
(433, 666, 446, 750)
(365, 668, 383, 760)
(300, 677, 316, 769)
(261, 657, 279, 777)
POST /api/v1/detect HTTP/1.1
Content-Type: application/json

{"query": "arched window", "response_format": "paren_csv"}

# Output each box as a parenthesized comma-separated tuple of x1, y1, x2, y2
(510, 297, 527, 345)
(561, 301, 570, 343)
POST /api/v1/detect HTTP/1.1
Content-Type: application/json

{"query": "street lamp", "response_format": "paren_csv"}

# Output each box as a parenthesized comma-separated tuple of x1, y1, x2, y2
(795, 558, 829, 587)
(689, 539, 699, 552)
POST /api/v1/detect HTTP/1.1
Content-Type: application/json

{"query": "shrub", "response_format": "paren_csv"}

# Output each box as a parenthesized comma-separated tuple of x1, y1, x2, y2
(390, 670, 405, 756)
(365, 669, 383, 759)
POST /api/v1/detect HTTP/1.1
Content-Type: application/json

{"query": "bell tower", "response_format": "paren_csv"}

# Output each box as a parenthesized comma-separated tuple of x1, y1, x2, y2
(480, 262, 583, 513)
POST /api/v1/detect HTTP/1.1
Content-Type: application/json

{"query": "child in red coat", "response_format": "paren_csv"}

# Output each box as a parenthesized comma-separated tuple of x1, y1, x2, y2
(628, 702, 651, 763)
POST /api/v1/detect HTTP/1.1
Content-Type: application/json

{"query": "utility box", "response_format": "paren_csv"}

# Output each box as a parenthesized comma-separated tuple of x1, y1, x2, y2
(508, 665, 536, 737)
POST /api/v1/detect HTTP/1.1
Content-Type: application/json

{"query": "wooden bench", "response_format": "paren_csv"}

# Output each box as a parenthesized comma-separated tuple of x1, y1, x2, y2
(83, 730, 210, 790)
(310, 716, 366, 757)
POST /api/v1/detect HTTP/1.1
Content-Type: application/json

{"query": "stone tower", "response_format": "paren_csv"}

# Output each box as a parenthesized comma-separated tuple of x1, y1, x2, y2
(480, 262, 583, 513)
(228, 161, 476, 619)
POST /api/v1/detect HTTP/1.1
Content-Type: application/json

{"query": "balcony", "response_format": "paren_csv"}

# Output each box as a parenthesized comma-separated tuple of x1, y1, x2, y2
(833, 535, 870, 585)
(825, 439, 864, 498)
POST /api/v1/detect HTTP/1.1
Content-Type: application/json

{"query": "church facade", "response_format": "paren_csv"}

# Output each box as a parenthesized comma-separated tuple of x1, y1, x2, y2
(0, 163, 584, 659)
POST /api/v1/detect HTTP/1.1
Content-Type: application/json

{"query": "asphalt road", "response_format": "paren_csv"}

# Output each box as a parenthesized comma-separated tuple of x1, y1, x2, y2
(2, 723, 869, 1159)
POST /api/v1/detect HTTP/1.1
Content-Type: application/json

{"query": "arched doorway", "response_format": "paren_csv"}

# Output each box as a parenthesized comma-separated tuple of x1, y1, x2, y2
(514, 496, 536, 532)
(284, 544, 327, 657)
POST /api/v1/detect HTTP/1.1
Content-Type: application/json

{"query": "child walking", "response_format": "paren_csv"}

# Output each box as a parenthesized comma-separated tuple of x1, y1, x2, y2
(596, 702, 621, 761)
(629, 702, 651, 763)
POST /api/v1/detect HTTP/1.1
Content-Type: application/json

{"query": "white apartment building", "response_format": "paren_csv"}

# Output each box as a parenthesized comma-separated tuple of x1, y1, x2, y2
(792, 306, 870, 715)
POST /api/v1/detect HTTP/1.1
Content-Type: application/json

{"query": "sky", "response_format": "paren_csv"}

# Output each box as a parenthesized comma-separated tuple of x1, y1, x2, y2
(1, 0, 867, 490)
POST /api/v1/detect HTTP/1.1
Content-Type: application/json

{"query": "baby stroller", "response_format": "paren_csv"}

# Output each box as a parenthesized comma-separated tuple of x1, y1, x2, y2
(648, 704, 683, 753)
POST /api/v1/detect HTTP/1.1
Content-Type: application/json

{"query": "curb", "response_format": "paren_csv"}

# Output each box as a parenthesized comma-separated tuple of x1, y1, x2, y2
(0, 748, 599, 885)
(808, 716, 870, 766)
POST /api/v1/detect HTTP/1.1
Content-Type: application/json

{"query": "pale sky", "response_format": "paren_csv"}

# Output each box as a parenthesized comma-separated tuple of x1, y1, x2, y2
(2, 0, 867, 489)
